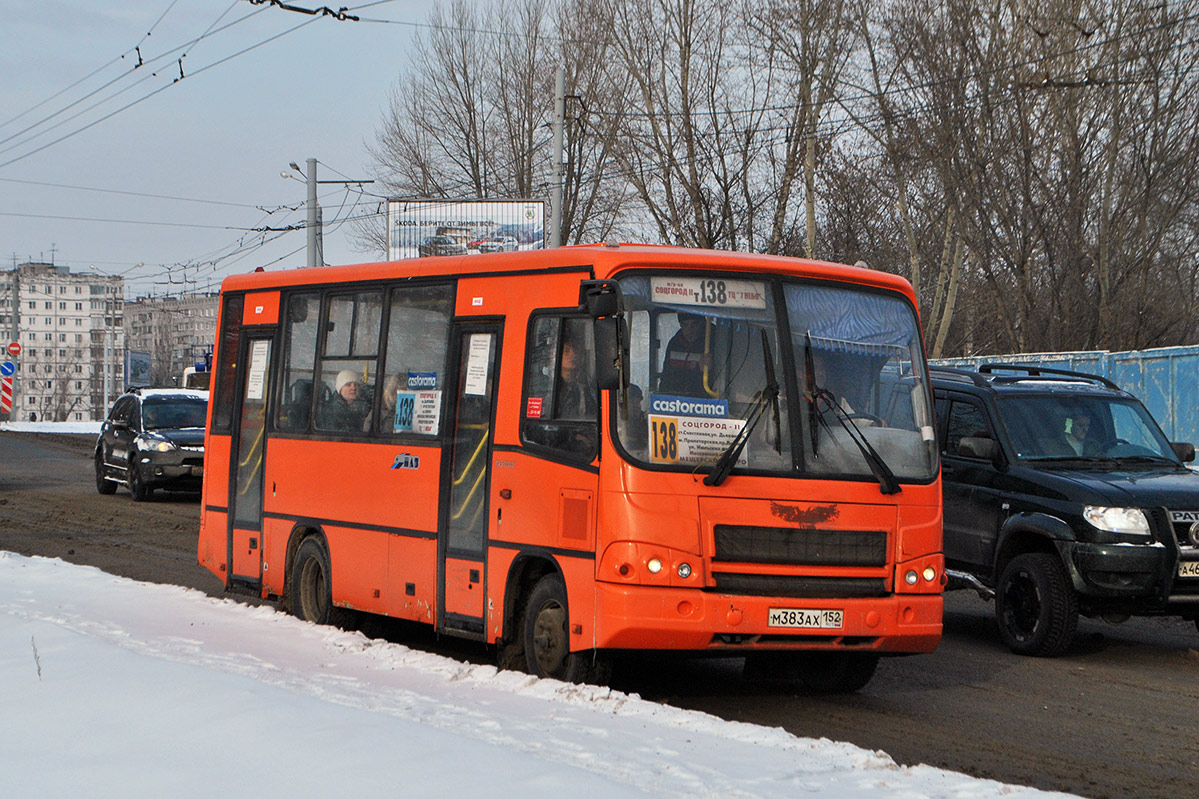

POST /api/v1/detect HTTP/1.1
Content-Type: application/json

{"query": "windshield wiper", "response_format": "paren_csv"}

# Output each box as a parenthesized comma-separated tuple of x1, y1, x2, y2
(803, 332, 819, 457)
(810, 383, 901, 495)
(704, 331, 780, 487)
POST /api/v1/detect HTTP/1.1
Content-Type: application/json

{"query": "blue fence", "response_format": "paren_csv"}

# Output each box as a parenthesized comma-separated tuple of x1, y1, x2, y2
(932, 345, 1199, 445)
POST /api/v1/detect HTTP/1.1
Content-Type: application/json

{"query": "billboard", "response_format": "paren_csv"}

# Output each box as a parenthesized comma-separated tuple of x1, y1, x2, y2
(387, 199, 545, 261)
(125, 350, 151, 387)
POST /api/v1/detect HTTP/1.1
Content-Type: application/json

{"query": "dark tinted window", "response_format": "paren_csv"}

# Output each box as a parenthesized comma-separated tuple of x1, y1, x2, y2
(141, 397, 208, 430)
(945, 400, 991, 457)
(211, 294, 245, 432)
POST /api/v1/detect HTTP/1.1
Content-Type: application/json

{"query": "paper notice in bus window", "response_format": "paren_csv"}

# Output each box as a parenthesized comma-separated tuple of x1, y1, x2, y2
(245, 339, 269, 401)
(648, 414, 747, 467)
(395, 390, 442, 434)
(650, 277, 767, 309)
(464, 334, 491, 396)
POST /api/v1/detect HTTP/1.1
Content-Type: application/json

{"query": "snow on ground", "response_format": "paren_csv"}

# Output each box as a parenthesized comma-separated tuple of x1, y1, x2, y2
(0, 553, 1075, 799)
(0, 421, 102, 434)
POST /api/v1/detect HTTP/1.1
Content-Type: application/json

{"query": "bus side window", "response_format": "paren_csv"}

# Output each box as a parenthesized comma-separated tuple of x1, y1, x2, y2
(377, 284, 454, 435)
(521, 315, 598, 459)
(275, 293, 321, 432)
(210, 293, 245, 433)
(314, 291, 382, 434)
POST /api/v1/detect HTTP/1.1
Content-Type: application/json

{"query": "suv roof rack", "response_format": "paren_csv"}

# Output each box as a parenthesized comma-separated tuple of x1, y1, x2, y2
(927, 365, 991, 387)
(978, 362, 1119, 390)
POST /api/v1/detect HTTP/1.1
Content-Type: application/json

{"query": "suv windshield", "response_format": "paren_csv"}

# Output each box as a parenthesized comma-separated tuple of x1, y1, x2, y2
(614, 273, 938, 482)
(995, 393, 1179, 462)
(141, 396, 208, 430)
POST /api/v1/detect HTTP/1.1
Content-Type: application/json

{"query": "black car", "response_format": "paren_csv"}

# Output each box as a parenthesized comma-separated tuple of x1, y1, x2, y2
(932, 363, 1199, 655)
(95, 388, 209, 501)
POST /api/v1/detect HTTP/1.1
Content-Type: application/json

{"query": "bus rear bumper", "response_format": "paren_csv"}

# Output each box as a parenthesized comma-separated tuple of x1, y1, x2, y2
(590, 582, 942, 654)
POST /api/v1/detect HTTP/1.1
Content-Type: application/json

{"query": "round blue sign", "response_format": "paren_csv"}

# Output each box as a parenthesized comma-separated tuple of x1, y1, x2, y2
(0, 361, 14, 377)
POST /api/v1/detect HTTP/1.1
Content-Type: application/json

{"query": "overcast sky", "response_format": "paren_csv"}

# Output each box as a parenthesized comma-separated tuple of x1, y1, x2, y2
(0, 0, 438, 297)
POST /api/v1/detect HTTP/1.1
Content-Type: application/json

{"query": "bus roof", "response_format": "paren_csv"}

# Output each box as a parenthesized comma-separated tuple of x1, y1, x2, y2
(219, 244, 916, 303)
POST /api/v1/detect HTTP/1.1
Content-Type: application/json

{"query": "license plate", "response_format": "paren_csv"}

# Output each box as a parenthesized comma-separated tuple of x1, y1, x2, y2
(1178, 561, 1199, 578)
(767, 607, 843, 629)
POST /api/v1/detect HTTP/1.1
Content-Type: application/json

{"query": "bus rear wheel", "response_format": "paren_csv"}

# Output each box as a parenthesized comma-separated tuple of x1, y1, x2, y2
(522, 574, 610, 684)
(289, 537, 345, 626)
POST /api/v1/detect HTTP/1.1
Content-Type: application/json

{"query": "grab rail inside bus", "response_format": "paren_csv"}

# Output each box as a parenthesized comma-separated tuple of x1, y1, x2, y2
(701, 319, 719, 398)
(452, 427, 489, 487)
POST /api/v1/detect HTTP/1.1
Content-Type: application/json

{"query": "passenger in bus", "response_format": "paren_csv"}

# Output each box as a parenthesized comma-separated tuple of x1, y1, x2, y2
(318, 369, 370, 431)
(380, 373, 404, 431)
(658, 312, 711, 396)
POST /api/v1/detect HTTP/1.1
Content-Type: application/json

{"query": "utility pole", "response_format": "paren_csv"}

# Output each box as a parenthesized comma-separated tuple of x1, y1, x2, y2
(551, 66, 565, 249)
(289, 159, 372, 268)
(305, 157, 320, 268)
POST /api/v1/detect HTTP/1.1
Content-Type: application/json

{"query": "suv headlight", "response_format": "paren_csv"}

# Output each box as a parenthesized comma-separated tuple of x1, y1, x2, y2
(137, 436, 177, 453)
(1083, 506, 1150, 536)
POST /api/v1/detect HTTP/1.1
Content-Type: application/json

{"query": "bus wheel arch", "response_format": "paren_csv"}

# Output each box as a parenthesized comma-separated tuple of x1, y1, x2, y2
(284, 527, 349, 627)
(521, 571, 611, 684)
(496, 555, 558, 671)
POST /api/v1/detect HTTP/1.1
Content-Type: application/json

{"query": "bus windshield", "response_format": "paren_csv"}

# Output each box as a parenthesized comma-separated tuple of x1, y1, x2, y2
(615, 273, 938, 483)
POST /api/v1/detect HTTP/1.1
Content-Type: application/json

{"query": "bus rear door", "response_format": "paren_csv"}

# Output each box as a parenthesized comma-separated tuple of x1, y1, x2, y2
(225, 298, 279, 592)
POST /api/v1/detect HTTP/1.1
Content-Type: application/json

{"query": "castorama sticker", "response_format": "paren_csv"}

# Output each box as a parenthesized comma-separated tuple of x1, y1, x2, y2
(648, 394, 729, 418)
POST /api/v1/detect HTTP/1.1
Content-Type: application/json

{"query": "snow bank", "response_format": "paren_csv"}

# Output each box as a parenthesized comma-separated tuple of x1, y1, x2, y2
(0, 553, 1075, 798)
(1, 421, 102, 434)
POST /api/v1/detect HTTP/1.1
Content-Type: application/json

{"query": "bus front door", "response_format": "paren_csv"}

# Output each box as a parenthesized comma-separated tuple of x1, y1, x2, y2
(226, 333, 273, 592)
(439, 325, 500, 638)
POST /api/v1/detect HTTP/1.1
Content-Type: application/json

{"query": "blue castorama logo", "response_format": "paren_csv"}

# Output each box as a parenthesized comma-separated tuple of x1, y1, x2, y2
(649, 394, 729, 418)
(391, 453, 420, 470)
(407, 371, 437, 389)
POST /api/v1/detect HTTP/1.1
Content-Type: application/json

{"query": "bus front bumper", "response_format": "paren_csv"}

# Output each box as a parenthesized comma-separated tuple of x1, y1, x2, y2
(590, 582, 942, 654)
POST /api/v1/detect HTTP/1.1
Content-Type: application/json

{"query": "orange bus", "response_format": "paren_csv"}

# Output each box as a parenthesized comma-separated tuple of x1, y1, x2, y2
(197, 244, 942, 690)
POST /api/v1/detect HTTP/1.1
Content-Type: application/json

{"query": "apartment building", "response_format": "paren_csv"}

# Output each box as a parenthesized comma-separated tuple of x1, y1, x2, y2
(1, 262, 124, 421)
(124, 293, 219, 386)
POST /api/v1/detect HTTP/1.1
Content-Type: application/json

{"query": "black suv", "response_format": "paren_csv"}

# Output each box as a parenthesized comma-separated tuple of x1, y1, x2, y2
(932, 364, 1199, 655)
(95, 388, 209, 501)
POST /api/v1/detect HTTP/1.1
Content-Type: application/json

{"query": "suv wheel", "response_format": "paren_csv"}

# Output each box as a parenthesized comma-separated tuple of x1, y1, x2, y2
(128, 456, 153, 502)
(996, 553, 1078, 657)
(95, 451, 116, 495)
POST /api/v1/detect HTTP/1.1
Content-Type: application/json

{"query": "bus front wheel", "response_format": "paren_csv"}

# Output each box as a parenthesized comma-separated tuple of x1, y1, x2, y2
(522, 574, 610, 684)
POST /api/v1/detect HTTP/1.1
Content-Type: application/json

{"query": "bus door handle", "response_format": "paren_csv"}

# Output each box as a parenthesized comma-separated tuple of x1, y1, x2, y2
(499, 488, 512, 499)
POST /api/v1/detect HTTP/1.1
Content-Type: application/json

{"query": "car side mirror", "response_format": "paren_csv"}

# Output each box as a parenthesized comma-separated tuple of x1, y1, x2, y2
(959, 436, 1001, 466)
(110, 419, 129, 430)
(1172, 442, 1195, 463)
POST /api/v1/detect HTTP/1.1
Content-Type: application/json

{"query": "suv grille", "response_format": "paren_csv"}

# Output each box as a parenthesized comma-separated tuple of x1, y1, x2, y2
(713, 525, 887, 567)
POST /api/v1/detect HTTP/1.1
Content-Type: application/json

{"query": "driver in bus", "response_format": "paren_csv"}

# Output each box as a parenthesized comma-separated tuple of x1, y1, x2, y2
(658, 312, 711, 396)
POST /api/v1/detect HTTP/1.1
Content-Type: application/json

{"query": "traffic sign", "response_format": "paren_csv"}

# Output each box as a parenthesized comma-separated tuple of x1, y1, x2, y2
(6, 341, 20, 357)
(0, 361, 14, 377)
(0, 376, 11, 413)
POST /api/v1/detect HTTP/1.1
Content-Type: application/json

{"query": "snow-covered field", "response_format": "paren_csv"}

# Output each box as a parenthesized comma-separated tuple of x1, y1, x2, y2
(0, 553, 1074, 798)
(0, 420, 103, 434)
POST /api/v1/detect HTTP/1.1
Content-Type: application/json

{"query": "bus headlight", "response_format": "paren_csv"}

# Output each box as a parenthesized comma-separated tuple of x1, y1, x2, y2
(923, 566, 937, 582)
(677, 562, 692, 579)
(905, 570, 919, 585)
(647, 558, 663, 574)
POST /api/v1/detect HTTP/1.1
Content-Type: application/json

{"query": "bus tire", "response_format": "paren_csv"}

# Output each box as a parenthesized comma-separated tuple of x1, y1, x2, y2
(996, 553, 1077, 657)
(289, 537, 347, 627)
(522, 574, 610, 684)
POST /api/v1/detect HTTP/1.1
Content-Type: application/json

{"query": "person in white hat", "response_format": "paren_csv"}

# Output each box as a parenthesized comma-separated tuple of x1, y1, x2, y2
(318, 368, 370, 431)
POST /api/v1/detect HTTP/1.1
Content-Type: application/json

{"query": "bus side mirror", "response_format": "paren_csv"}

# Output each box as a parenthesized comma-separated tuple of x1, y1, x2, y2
(594, 316, 629, 392)
(1172, 442, 1195, 463)
(579, 279, 622, 318)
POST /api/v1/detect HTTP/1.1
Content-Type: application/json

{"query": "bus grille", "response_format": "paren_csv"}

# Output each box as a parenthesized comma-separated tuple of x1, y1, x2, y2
(710, 574, 888, 598)
(713, 525, 887, 567)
